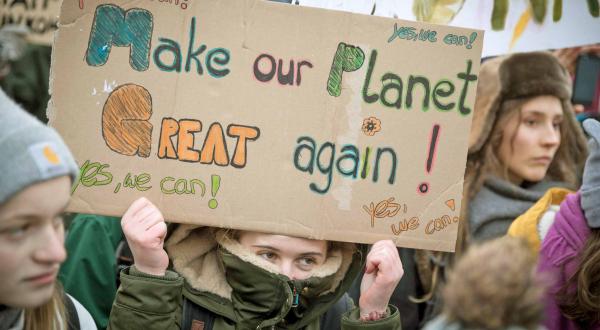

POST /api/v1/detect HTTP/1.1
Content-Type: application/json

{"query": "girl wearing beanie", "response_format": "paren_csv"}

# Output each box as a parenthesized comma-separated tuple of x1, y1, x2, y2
(537, 119, 600, 330)
(0, 90, 96, 329)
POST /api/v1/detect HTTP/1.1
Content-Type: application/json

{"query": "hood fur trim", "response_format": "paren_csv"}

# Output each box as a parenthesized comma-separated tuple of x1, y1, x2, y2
(166, 226, 357, 300)
(165, 224, 232, 299)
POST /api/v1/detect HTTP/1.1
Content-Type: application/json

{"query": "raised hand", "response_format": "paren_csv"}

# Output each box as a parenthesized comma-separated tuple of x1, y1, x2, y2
(121, 197, 169, 276)
(359, 240, 403, 320)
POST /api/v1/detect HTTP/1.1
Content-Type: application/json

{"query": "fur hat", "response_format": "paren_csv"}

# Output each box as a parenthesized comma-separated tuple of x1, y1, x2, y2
(0, 89, 78, 205)
(581, 119, 600, 228)
(468, 56, 504, 149)
(469, 51, 572, 154)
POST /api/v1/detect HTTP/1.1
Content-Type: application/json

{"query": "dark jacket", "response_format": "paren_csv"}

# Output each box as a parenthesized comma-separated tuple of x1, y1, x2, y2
(108, 226, 401, 329)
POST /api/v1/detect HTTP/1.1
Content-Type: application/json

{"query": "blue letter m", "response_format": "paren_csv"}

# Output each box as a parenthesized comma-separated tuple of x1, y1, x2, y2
(85, 4, 153, 71)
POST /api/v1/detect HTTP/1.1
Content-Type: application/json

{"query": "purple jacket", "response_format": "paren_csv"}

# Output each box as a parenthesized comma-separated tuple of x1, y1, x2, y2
(537, 192, 598, 330)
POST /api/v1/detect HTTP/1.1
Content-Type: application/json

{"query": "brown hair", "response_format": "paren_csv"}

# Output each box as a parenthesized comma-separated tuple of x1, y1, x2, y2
(460, 96, 587, 244)
(24, 282, 68, 330)
(415, 95, 588, 306)
(442, 237, 544, 329)
(467, 97, 585, 201)
(558, 229, 600, 327)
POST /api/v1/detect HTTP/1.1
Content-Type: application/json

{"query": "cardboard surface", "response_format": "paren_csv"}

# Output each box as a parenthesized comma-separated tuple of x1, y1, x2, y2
(1, 0, 62, 45)
(50, 0, 483, 251)
(388, 0, 600, 57)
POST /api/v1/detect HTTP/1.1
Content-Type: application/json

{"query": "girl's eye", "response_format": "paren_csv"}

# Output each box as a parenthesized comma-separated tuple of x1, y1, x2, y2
(553, 121, 562, 129)
(523, 118, 538, 127)
(258, 252, 277, 261)
(1, 225, 28, 239)
(297, 258, 317, 270)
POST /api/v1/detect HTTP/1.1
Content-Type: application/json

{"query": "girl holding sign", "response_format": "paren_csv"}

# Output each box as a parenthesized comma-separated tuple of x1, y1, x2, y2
(0, 90, 96, 329)
(108, 197, 403, 329)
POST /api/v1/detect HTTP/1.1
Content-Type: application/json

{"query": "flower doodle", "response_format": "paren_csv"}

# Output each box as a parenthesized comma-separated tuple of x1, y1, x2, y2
(362, 116, 381, 136)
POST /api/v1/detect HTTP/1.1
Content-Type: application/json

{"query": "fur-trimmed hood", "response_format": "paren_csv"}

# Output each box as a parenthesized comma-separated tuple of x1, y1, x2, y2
(164, 225, 363, 329)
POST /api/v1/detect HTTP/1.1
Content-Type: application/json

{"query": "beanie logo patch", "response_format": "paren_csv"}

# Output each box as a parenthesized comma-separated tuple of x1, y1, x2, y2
(43, 146, 61, 165)
(29, 142, 68, 179)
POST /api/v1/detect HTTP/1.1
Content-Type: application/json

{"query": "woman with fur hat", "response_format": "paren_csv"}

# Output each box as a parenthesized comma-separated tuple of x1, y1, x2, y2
(413, 51, 588, 324)
(0, 89, 96, 329)
(108, 197, 403, 329)
(537, 119, 600, 330)
(465, 51, 587, 242)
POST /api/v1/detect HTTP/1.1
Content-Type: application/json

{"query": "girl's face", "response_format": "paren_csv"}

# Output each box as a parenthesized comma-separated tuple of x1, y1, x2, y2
(498, 95, 563, 185)
(237, 231, 328, 280)
(0, 176, 70, 308)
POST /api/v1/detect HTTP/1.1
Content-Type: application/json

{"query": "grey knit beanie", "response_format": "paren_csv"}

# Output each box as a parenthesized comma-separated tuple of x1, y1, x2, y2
(0, 89, 78, 205)
(581, 119, 600, 228)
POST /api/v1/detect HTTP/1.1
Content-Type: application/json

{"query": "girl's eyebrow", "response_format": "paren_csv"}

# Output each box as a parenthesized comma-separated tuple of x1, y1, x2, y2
(251, 246, 324, 257)
(522, 110, 563, 119)
(0, 203, 69, 223)
(299, 252, 324, 257)
(252, 245, 280, 251)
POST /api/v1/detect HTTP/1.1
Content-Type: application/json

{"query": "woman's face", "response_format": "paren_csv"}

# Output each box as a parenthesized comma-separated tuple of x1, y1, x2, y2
(237, 231, 328, 280)
(498, 95, 563, 185)
(0, 176, 70, 308)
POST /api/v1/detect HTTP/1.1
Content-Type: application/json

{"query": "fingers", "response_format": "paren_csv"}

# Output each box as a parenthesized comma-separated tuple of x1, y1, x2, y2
(122, 197, 152, 225)
(365, 240, 403, 282)
(146, 221, 168, 242)
(135, 206, 164, 230)
(122, 198, 164, 229)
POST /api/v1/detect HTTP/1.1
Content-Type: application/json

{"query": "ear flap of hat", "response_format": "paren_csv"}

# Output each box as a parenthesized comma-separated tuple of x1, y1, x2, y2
(581, 119, 600, 228)
(468, 56, 504, 152)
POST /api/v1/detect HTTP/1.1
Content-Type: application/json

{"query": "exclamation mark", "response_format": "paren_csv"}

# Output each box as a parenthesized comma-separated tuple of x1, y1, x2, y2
(466, 32, 477, 49)
(208, 175, 220, 209)
(418, 124, 440, 195)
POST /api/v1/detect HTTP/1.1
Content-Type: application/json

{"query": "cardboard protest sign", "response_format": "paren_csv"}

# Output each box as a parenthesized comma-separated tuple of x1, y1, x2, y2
(50, 0, 483, 252)
(0, 0, 62, 45)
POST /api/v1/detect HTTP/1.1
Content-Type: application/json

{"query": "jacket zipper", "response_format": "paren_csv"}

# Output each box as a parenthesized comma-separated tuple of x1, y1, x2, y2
(291, 286, 299, 308)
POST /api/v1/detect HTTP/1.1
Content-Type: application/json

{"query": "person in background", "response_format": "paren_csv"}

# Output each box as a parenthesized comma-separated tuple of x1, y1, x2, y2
(58, 214, 123, 330)
(414, 51, 589, 324)
(0, 26, 52, 123)
(553, 44, 600, 119)
(424, 237, 546, 330)
(465, 51, 587, 241)
(0, 89, 96, 329)
(537, 119, 600, 330)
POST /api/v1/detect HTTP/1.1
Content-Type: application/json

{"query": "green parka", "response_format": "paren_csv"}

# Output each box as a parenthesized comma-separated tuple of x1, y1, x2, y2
(108, 226, 401, 330)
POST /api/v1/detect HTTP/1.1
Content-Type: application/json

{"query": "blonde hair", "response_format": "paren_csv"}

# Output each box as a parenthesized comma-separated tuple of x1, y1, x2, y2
(24, 282, 68, 330)
(443, 237, 544, 329)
